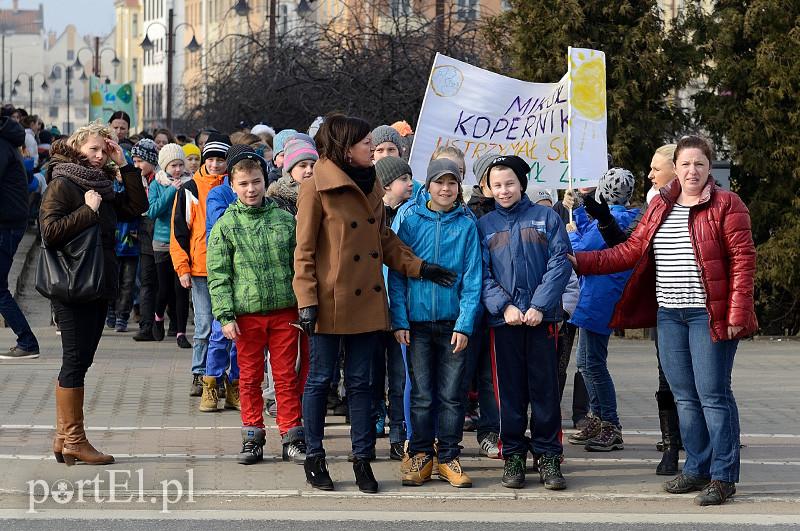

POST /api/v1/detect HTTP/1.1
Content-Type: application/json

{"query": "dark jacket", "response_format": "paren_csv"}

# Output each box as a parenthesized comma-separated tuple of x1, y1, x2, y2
(0, 116, 30, 229)
(576, 178, 758, 341)
(467, 186, 495, 220)
(39, 142, 148, 300)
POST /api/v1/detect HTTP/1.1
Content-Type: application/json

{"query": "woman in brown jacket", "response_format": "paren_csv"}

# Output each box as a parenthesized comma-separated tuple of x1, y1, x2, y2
(40, 122, 147, 466)
(294, 114, 456, 493)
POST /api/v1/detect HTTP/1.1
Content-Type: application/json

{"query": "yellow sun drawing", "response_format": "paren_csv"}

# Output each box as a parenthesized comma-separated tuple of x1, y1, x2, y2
(570, 53, 606, 122)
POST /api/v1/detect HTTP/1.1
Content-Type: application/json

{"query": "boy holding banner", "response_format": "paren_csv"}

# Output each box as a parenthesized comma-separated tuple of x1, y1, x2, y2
(477, 155, 572, 490)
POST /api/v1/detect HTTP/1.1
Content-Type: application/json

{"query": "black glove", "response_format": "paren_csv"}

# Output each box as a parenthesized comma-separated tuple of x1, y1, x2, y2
(420, 262, 457, 287)
(292, 306, 318, 336)
(583, 193, 613, 226)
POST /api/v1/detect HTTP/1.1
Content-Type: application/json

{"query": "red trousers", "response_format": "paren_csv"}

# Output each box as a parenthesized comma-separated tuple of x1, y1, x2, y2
(235, 308, 309, 433)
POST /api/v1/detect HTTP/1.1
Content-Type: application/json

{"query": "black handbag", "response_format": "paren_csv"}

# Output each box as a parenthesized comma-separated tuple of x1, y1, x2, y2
(35, 222, 106, 303)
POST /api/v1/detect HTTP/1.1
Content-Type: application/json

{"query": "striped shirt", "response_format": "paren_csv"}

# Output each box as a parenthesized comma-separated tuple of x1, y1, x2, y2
(652, 204, 706, 308)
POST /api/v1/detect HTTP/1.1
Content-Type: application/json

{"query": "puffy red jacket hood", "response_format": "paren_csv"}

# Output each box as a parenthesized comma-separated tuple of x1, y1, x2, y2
(576, 178, 758, 342)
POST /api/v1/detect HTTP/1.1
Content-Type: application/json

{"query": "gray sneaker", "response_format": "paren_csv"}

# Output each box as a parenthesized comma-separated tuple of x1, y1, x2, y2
(0, 346, 39, 360)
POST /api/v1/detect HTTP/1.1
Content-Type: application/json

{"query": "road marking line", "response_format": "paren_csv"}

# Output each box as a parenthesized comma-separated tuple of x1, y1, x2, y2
(2, 425, 799, 439)
(0, 509, 798, 523)
(0, 454, 797, 466)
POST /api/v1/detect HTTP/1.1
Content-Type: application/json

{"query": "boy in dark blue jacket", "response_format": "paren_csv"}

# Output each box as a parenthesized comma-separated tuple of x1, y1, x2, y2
(477, 155, 572, 490)
(389, 158, 482, 489)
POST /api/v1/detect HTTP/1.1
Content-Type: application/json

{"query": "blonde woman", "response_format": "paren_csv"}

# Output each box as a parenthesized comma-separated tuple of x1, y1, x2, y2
(40, 121, 147, 466)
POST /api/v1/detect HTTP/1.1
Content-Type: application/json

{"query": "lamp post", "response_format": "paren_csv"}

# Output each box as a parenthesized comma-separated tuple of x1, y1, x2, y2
(0, 25, 14, 103)
(49, 63, 75, 134)
(13, 72, 48, 116)
(74, 42, 121, 82)
(233, 0, 281, 57)
(140, 10, 201, 130)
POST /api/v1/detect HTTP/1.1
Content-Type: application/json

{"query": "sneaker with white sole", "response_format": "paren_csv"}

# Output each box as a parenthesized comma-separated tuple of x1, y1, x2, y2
(479, 432, 501, 459)
(0, 346, 39, 360)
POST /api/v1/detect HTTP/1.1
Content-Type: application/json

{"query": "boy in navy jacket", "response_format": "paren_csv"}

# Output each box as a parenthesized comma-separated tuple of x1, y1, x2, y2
(477, 156, 572, 490)
(389, 158, 482, 488)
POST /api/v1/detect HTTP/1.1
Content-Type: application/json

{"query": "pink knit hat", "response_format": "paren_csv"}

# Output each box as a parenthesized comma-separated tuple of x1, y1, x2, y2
(282, 139, 318, 175)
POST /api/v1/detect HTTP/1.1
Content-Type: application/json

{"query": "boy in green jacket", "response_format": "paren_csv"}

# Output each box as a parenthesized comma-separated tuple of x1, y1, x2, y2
(206, 145, 309, 465)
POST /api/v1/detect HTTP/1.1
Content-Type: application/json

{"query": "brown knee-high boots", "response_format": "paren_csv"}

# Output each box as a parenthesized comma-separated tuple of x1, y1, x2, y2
(53, 383, 65, 463)
(55, 384, 114, 466)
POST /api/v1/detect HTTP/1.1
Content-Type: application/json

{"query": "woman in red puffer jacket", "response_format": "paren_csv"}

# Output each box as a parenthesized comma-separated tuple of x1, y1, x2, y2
(572, 135, 756, 507)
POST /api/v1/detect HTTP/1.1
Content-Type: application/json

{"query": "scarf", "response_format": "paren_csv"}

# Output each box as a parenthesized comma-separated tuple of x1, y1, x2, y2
(343, 164, 376, 196)
(51, 162, 115, 200)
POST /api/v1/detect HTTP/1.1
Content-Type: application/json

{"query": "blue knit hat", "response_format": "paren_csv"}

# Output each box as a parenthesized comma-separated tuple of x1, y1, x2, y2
(272, 129, 298, 160)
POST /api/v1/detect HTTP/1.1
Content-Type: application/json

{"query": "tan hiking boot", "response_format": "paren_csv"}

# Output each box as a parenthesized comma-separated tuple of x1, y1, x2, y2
(225, 379, 241, 410)
(401, 452, 433, 486)
(199, 376, 220, 412)
(400, 451, 412, 475)
(438, 458, 472, 488)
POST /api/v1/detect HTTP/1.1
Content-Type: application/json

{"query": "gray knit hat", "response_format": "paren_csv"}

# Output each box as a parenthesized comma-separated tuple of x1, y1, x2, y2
(371, 125, 402, 150)
(426, 158, 462, 189)
(529, 186, 553, 205)
(472, 152, 497, 186)
(595, 167, 635, 206)
(376, 156, 412, 187)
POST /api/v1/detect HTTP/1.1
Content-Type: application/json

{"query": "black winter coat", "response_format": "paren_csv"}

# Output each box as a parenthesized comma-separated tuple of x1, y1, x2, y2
(0, 117, 30, 229)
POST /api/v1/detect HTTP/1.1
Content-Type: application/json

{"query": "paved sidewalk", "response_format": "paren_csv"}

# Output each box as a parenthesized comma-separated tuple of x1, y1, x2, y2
(0, 274, 799, 518)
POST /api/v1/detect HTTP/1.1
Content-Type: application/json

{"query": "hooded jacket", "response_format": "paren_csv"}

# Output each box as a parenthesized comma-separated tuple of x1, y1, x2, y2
(207, 198, 297, 325)
(576, 178, 758, 341)
(477, 195, 572, 327)
(568, 204, 640, 335)
(147, 169, 192, 245)
(205, 176, 237, 240)
(266, 175, 300, 216)
(388, 191, 482, 335)
(0, 116, 30, 229)
(169, 165, 225, 277)
(39, 141, 147, 299)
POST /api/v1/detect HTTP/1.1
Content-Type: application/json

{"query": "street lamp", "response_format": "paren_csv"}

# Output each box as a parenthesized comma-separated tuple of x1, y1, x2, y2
(49, 63, 75, 135)
(140, 10, 201, 130)
(13, 72, 48, 116)
(233, 0, 279, 58)
(74, 44, 122, 80)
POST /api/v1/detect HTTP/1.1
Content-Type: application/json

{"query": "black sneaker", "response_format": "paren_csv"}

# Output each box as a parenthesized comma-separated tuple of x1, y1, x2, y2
(190, 374, 203, 397)
(0, 346, 40, 360)
(238, 427, 266, 465)
(353, 457, 379, 493)
(538, 454, 567, 490)
(305, 455, 334, 490)
(132, 327, 155, 342)
(347, 449, 376, 462)
(282, 440, 307, 464)
(585, 421, 624, 452)
(664, 473, 711, 494)
(177, 335, 192, 349)
(694, 480, 736, 506)
(389, 441, 405, 461)
(501, 454, 526, 489)
(152, 319, 165, 341)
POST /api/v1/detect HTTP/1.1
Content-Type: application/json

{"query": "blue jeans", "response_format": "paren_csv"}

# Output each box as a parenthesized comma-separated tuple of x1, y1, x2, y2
(575, 329, 619, 426)
(190, 276, 212, 375)
(462, 316, 500, 440)
(303, 332, 379, 459)
(0, 228, 38, 351)
(657, 307, 740, 483)
(372, 332, 406, 443)
(206, 319, 239, 380)
(407, 321, 466, 462)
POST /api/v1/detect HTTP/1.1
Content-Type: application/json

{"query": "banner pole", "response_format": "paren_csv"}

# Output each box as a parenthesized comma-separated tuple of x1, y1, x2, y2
(567, 46, 574, 225)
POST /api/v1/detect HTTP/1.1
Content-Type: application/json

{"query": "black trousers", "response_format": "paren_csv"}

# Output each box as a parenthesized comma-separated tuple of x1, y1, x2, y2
(114, 256, 138, 316)
(138, 252, 157, 330)
(54, 298, 107, 388)
(154, 252, 190, 334)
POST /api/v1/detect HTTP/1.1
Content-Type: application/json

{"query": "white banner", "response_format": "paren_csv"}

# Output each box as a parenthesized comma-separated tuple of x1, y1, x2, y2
(568, 47, 608, 188)
(409, 51, 607, 189)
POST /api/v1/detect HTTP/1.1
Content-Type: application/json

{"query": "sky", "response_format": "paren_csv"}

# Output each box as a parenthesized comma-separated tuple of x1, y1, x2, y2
(9, 0, 116, 37)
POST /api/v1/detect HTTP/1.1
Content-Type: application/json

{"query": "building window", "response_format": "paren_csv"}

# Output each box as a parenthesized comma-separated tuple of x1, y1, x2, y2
(279, 4, 288, 35)
(49, 106, 58, 118)
(132, 58, 138, 82)
(54, 88, 62, 101)
(133, 14, 138, 35)
(456, 0, 479, 20)
(52, 66, 62, 79)
(66, 50, 74, 60)
(390, 0, 411, 17)
(75, 107, 87, 119)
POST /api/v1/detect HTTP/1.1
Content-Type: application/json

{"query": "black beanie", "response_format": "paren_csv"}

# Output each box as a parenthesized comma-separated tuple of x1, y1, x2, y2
(226, 144, 268, 177)
(485, 155, 530, 192)
(202, 132, 232, 162)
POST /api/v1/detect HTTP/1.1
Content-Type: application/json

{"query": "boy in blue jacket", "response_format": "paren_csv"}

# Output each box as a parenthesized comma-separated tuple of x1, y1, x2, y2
(389, 158, 482, 489)
(566, 168, 639, 452)
(477, 155, 572, 491)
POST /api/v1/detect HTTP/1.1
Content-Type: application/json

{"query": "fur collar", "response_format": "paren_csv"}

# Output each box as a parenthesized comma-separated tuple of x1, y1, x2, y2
(267, 175, 300, 203)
